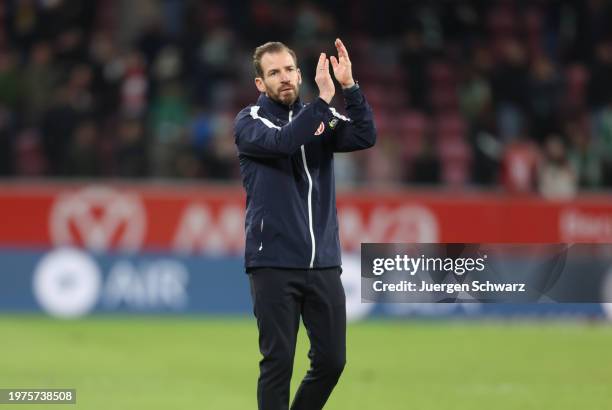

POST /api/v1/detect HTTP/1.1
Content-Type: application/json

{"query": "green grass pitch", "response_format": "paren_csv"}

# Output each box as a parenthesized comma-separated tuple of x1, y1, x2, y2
(1, 316, 611, 409)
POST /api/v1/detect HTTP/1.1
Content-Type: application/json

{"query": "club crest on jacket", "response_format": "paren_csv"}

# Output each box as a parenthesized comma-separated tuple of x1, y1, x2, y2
(314, 122, 325, 135)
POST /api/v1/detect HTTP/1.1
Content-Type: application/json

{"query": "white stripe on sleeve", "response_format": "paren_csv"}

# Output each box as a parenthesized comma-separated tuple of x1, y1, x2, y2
(250, 106, 281, 130)
(329, 107, 351, 122)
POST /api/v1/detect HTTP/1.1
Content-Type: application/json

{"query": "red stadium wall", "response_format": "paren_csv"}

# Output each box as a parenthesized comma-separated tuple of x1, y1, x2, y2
(1, 183, 612, 252)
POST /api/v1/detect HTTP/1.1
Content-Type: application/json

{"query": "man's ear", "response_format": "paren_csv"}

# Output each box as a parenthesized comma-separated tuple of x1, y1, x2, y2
(297, 68, 302, 85)
(255, 77, 266, 93)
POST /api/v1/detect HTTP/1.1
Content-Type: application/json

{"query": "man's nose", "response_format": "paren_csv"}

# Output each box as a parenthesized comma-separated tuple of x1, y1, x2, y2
(280, 71, 290, 82)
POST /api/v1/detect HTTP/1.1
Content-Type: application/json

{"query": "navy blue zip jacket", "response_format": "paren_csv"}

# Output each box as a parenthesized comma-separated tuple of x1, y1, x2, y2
(234, 86, 376, 270)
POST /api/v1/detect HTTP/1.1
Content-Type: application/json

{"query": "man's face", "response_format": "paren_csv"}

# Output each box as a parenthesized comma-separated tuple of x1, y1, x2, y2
(255, 50, 301, 106)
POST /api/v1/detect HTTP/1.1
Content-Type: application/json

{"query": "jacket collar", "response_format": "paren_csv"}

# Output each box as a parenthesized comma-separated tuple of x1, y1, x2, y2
(257, 93, 303, 121)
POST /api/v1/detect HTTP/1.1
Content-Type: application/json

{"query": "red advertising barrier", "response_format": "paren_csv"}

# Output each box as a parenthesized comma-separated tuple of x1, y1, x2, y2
(1, 183, 612, 253)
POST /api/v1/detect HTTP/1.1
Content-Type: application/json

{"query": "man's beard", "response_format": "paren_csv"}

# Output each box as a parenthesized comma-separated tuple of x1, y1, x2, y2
(268, 83, 299, 106)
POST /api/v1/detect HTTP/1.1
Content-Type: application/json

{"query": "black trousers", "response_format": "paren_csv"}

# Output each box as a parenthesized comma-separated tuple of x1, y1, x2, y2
(248, 266, 346, 410)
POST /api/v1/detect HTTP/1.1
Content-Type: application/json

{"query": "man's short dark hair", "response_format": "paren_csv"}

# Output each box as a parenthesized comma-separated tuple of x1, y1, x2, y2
(253, 42, 298, 78)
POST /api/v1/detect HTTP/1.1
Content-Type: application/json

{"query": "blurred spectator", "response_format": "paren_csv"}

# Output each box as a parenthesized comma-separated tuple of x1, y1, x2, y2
(400, 26, 430, 111)
(137, 20, 167, 69)
(592, 101, 612, 187)
(571, 0, 612, 62)
(0, 50, 23, 110)
(67, 64, 95, 115)
(66, 120, 99, 177)
(199, 28, 236, 82)
(189, 106, 214, 152)
(492, 39, 529, 141)
(364, 136, 403, 186)
(587, 42, 612, 111)
(6, 0, 39, 52)
(115, 118, 148, 178)
(411, 139, 441, 185)
(293, 2, 336, 48)
(14, 128, 46, 176)
(149, 82, 188, 177)
(500, 134, 539, 194)
(89, 31, 123, 119)
(120, 51, 148, 117)
(538, 134, 577, 199)
(566, 119, 601, 188)
(528, 55, 563, 142)
(41, 86, 78, 176)
(54, 28, 88, 68)
(458, 61, 491, 123)
(471, 126, 500, 186)
(201, 112, 237, 180)
(22, 41, 59, 123)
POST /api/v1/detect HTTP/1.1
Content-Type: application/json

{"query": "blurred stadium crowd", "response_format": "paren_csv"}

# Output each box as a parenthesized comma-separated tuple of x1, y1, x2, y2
(1, 0, 612, 197)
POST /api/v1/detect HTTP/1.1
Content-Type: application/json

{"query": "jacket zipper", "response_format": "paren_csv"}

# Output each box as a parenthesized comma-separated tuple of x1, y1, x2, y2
(258, 217, 263, 251)
(290, 109, 316, 268)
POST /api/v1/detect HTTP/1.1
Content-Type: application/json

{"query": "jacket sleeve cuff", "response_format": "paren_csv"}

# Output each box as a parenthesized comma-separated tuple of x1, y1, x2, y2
(313, 97, 331, 114)
(342, 83, 360, 96)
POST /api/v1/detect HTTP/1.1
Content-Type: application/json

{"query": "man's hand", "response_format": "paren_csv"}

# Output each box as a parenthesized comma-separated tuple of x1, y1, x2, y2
(330, 38, 355, 89)
(315, 52, 335, 104)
